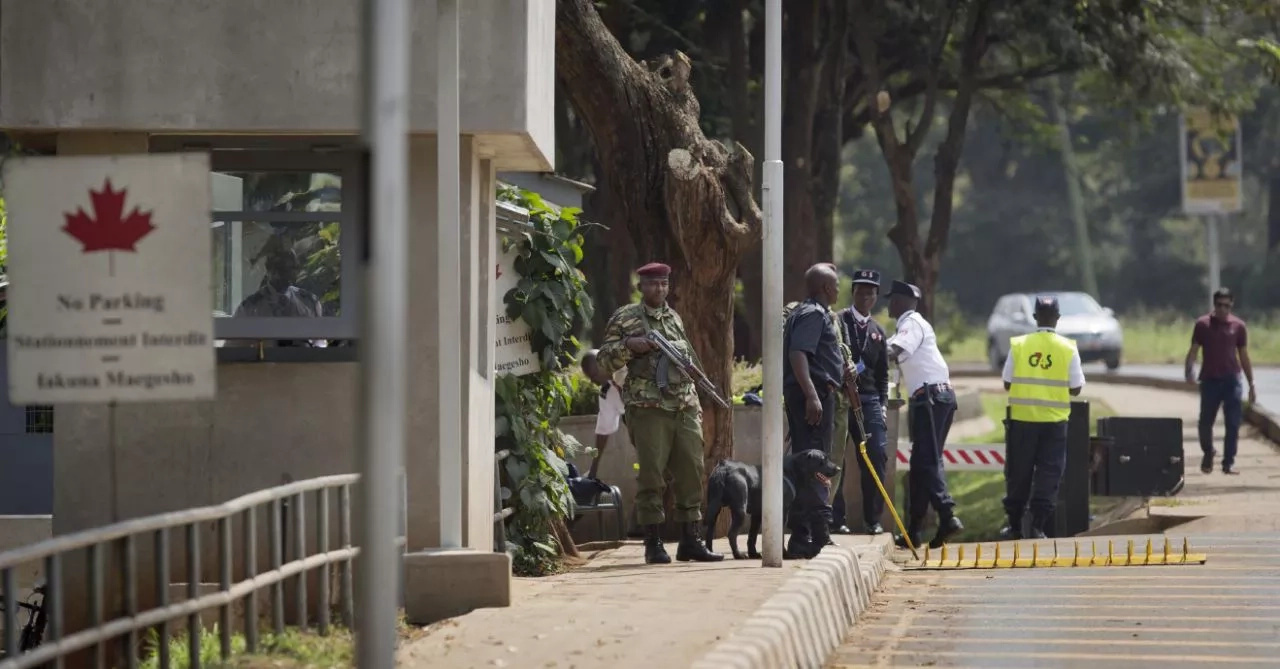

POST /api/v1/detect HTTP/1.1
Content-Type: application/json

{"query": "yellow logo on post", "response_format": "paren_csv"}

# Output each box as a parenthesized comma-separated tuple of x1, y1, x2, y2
(1181, 107, 1243, 215)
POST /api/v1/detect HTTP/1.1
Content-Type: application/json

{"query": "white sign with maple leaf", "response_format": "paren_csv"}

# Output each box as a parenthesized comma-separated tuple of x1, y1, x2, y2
(3, 153, 216, 403)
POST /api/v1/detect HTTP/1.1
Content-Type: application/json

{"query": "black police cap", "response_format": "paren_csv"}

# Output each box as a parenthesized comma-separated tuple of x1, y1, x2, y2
(887, 280, 921, 300)
(1034, 295, 1060, 316)
(851, 269, 881, 287)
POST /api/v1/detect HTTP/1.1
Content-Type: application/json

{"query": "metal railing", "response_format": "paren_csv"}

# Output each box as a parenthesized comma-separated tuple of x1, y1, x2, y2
(0, 473, 407, 669)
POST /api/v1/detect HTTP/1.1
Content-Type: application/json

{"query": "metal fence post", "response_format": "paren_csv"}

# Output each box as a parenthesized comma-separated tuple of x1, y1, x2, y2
(122, 536, 138, 669)
(155, 528, 170, 669)
(86, 543, 104, 669)
(185, 524, 200, 669)
(269, 499, 284, 636)
(316, 488, 331, 635)
(291, 493, 307, 631)
(217, 518, 232, 662)
(338, 485, 354, 629)
(242, 508, 258, 653)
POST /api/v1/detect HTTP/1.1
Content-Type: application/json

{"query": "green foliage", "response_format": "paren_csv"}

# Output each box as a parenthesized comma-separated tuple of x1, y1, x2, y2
(1239, 37, 1280, 84)
(494, 186, 594, 576)
(566, 368, 601, 416)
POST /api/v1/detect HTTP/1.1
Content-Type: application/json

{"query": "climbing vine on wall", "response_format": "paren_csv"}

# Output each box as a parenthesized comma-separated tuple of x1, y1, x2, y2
(494, 185, 595, 576)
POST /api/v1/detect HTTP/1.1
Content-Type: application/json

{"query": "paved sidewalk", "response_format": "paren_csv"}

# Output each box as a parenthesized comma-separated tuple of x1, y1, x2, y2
(398, 535, 891, 668)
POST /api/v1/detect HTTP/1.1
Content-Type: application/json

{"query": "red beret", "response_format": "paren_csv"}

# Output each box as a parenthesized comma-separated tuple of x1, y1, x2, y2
(636, 262, 672, 278)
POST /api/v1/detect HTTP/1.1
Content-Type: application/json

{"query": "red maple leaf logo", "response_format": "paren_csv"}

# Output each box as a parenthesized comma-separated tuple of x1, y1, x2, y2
(62, 179, 156, 253)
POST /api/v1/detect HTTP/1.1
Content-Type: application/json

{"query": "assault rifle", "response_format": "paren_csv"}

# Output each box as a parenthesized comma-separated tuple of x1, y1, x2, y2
(647, 331, 732, 409)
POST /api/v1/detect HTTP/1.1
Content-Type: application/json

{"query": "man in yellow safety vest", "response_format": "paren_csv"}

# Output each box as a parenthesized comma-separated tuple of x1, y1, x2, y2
(999, 295, 1085, 540)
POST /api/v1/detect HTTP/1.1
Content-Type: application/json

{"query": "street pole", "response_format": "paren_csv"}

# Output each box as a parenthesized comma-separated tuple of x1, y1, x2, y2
(1207, 213, 1221, 307)
(760, 0, 784, 568)
(357, 0, 409, 666)
(437, 0, 464, 548)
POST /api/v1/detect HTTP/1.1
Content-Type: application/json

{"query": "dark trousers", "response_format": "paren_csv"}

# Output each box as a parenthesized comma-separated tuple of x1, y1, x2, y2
(1002, 419, 1068, 532)
(788, 468, 832, 546)
(784, 383, 836, 454)
(1199, 376, 1242, 468)
(907, 386, 957, 528)
(835, 395, 887, 528)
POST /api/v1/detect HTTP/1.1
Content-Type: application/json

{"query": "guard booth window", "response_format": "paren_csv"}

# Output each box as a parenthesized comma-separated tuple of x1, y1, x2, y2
(24, 405, 53, 434)
(203, 150, 364, 352)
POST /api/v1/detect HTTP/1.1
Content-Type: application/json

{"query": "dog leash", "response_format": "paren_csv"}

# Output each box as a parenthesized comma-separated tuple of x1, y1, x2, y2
(851, 398, 918, 560)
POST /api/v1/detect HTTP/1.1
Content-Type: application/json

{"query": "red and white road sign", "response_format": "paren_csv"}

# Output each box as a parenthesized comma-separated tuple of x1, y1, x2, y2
(897, 443, 1006, 471)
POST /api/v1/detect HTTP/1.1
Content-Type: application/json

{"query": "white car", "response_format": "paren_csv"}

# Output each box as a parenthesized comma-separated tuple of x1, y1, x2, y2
(986, 291, 1124, 371)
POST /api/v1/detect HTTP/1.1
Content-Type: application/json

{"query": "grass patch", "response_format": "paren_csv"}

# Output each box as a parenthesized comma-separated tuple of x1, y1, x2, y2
(139, 615, 425, 669)
(895, 391, 1117, 543)
(140, 626, 353, 669)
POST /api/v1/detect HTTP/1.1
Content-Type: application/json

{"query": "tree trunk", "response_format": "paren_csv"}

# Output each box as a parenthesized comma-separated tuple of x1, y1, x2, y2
(810, 2, 851, 272)
(556, 0, 762, 477)
(855, 0, 993, 320)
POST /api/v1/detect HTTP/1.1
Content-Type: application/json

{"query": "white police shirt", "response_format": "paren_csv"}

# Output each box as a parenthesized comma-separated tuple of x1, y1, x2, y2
(887, 310, 950, 395)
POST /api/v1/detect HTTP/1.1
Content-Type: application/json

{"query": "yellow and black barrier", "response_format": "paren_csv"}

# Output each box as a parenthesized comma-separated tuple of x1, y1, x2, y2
(907, 537, 1207, 569)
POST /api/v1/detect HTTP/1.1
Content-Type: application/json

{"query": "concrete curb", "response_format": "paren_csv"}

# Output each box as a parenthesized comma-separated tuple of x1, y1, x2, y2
(690, 540, 890, 669)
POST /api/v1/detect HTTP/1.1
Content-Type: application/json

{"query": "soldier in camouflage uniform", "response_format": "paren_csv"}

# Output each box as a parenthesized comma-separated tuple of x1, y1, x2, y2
(597, 262, 723, 564)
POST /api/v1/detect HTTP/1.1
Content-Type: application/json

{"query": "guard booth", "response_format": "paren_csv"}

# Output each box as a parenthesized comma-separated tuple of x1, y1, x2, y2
(0, 0, 557, 639)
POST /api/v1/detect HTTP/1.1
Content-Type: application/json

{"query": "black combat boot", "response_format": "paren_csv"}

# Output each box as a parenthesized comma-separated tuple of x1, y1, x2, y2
(676, 522, 724, 562)
(998, 515, 1023, 541)
(644, 524, 671, 564)
(1027, 514, 1049, 540)
(894, 520, 923, 550)
(929, 514, 964, 549)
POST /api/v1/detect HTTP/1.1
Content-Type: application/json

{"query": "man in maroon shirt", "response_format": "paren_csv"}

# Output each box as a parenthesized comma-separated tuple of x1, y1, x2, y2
(1184, 288, 1257, 475)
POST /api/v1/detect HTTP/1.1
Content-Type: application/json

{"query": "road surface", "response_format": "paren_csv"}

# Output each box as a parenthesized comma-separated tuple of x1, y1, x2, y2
(828, 379, 1280, 668)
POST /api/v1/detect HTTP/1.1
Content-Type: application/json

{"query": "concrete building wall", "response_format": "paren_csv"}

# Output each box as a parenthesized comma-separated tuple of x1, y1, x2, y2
(0, 0, 554, 170)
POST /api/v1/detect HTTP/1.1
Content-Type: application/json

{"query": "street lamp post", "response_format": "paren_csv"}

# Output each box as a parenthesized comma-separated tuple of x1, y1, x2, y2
(356, 0, 410, 666)
(760, 0, 785, 568)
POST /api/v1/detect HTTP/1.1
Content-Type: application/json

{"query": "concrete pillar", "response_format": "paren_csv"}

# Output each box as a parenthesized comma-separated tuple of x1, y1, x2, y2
(403, 137, 509, 624)
(405, 135, 498, 551)
(461, 157, 497, 550)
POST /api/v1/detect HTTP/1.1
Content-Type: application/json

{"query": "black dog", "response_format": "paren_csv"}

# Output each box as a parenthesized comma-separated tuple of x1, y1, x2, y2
(786, 448, 842, 559)
(704, 461, 793, 560)
(704, 449, 839, 560)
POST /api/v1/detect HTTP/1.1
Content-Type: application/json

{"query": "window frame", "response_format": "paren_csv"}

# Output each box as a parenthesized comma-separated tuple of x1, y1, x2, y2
(207, 150, 363, 341)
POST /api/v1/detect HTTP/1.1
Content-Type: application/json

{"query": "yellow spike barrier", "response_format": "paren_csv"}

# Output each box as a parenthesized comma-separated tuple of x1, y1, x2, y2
(909, 537, 1207, 569)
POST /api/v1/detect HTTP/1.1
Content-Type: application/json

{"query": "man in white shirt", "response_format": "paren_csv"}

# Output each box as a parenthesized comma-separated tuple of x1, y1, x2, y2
(582, 349, 627, 479)
(885, 280, 963, 550)
(999, 296, 1085, 540)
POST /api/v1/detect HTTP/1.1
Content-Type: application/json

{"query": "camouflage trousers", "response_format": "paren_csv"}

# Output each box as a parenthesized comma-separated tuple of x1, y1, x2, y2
(626, 406, 705, 525)
(829, 390, 850, 504)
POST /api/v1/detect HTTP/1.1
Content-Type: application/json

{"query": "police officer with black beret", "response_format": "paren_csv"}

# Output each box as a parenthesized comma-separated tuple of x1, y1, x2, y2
(834, 269, 891, 535)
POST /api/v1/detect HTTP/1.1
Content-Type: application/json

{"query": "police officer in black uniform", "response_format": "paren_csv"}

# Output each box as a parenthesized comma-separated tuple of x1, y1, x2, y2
(833, 269, 891, 535)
